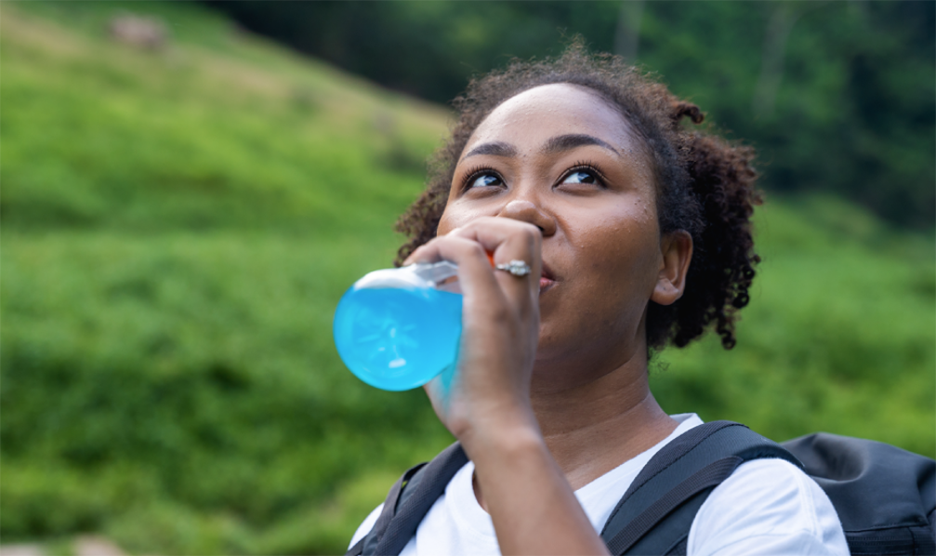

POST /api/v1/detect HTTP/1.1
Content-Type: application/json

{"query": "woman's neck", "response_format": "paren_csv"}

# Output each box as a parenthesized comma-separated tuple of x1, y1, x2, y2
(529, 353, 678, 490)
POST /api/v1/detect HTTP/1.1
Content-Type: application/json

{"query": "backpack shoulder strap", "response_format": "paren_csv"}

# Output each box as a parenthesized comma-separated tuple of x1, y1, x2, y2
(347, 441, 468, 556)
(600, 421, 802, 556)
(345, 460, 424, 556)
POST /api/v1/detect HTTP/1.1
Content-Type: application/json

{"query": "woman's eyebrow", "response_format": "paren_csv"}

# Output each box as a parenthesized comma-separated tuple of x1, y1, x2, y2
(542, 134, 620, 156)
(461, 134, 619, 161)
(462, 141, 518, 160)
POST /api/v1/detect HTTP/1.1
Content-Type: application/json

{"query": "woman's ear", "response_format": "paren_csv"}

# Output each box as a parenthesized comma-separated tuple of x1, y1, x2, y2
(651, 230, 693, 306)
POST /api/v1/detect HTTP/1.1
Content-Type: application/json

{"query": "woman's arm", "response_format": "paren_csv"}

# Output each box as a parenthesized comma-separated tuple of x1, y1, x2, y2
(467, 417, 609, 555)
(405, 217, 610, 556)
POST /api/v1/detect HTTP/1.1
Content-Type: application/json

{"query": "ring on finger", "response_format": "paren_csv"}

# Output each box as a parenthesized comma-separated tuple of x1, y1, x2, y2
(494, 259, 532, 277)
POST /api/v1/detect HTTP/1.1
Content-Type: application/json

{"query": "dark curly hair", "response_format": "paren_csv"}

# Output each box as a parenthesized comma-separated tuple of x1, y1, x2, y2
(394, 44, 761, 350)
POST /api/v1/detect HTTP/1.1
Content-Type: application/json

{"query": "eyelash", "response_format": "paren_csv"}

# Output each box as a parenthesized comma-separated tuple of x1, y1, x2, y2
(564, 161, 607, 187)
(460, 165, 501, 191)
(460, 160, 607, 191)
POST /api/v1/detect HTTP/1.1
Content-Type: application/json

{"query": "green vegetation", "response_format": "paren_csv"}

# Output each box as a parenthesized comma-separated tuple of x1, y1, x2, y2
(1, 2, 933, 555)
(211, 1, 936, 229)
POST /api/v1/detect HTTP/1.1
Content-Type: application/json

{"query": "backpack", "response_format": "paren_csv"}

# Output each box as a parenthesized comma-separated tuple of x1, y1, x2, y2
(346, 421, 936, 556)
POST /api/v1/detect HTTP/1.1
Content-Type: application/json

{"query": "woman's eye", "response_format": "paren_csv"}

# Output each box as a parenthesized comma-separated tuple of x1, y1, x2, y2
(469, 173, 503, 188)
(562, 170, 598, 185)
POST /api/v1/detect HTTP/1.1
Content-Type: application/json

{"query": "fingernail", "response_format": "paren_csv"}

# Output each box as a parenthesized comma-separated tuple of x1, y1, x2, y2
(403, 247, 420, 266)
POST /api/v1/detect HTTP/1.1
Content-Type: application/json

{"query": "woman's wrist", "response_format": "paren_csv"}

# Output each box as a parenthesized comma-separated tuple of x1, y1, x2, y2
(457, 404, 544, 462)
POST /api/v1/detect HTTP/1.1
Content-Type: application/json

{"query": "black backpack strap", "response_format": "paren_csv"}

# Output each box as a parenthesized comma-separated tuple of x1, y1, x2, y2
(346, 535, 367, 556)
(345, 460, 428, 556)
(601, 421, 802, 555)
(349, 441, 468, 556)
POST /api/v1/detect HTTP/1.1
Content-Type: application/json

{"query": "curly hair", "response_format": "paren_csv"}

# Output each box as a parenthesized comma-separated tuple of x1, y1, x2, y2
(394, 44, 761, 350)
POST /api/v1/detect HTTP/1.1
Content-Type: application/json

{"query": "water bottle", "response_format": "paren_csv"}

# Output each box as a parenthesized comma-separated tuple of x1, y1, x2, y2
(333, 261, 463, 391)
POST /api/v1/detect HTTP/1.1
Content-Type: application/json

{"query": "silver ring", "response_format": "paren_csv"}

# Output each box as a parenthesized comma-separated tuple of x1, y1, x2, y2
(495, 259, 531, 277)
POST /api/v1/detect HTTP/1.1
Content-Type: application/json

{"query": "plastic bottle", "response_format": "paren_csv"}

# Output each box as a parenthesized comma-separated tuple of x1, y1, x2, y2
(332, 261, 463, 391)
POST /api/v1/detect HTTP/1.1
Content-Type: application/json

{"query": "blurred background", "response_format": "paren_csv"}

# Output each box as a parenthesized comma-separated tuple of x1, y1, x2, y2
(1, 1, 933, 554)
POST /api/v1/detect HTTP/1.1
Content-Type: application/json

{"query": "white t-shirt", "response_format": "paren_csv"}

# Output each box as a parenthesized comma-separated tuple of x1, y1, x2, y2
(350, 414, 849, 555)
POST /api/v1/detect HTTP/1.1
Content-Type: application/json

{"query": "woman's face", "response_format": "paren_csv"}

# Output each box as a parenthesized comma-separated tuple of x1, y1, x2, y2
(437, 83, 687, 389)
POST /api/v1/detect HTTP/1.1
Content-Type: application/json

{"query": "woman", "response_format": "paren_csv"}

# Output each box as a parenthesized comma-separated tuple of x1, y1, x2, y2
(350, 46, 848, 555)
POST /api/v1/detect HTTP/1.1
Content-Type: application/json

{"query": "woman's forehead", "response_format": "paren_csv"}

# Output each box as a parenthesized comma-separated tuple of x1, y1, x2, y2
(462, 83, 640, 159)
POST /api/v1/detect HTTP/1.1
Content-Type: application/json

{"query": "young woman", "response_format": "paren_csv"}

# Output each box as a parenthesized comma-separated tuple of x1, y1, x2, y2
(350, 46, 849, 556)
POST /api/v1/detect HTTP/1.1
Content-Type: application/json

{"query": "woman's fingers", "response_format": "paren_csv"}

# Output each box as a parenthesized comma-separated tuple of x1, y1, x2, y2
(449, 218, 542, 309)
(404, 217, 542, 317)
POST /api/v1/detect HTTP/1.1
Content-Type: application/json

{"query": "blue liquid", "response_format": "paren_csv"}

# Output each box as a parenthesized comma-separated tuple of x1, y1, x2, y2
(333, 286, 463, 391)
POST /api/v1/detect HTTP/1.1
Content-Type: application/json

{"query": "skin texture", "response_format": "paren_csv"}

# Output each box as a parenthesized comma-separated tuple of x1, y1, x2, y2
(404, 83, 693, 555)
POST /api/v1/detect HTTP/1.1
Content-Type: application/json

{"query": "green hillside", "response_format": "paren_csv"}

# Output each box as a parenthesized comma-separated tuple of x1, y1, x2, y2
(2, 2, 933, 555)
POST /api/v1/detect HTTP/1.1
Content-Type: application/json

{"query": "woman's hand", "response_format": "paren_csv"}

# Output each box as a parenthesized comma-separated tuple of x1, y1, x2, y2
(403, 216, 543, 445)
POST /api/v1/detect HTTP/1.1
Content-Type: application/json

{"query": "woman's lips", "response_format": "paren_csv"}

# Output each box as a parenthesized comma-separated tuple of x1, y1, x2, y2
(539, 262, 557, 293)
(539, 277, 556, 292)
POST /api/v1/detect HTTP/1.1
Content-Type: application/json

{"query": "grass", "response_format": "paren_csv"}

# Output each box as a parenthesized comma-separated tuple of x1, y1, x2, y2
(1, 2, 933, 554)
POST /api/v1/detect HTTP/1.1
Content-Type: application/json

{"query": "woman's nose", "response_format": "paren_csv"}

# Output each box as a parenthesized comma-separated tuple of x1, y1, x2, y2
(497, 199, 557, 237)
